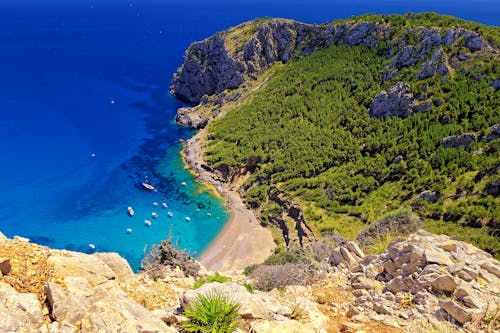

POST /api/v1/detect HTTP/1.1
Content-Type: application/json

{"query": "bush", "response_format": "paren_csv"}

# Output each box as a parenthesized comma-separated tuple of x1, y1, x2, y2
(183, 293, 240, 333)
(251, 263, 320, 291)
(141, 237, 200, 279)
(193, 273, 230, 289)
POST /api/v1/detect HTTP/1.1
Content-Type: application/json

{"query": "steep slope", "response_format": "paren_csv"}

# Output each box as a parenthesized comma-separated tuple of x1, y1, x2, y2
(172, 13, 500, 258)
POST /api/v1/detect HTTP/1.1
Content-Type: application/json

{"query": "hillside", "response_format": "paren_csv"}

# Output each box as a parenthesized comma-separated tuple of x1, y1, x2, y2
(171, 13, 500, 258)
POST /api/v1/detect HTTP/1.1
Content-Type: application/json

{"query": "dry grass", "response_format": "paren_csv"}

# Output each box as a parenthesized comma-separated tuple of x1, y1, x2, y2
(0, 240, 55, 304)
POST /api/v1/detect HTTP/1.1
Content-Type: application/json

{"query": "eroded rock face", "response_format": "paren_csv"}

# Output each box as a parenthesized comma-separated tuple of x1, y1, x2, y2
(368, 82, 431, 118)
(441, 133, 477, 148)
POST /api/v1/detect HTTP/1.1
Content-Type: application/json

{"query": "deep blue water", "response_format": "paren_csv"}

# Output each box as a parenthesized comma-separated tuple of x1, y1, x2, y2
(0, 0, 498, 271)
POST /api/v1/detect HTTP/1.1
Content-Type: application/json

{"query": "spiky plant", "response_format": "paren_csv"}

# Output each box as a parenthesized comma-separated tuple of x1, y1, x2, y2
(183, 292, 240, 333)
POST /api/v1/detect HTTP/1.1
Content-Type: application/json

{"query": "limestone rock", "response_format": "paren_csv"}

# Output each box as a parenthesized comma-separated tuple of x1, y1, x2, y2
(439, 299, 473, 325)
(417, 47, 450, 79)
(0, 231, 7, 242)
(45, 282, 86, 325)
(369, 82, 429, 119)
(431, 275, 456, 293)
(0, 281, 46, 333)
(441, 133, 476, 148)
(93, 252, 134, 281)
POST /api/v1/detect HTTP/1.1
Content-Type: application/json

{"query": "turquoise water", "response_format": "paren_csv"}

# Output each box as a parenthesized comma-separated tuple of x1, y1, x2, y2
(0, 0, 498, 271)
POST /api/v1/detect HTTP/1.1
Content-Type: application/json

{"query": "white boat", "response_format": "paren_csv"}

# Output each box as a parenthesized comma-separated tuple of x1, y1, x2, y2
(153, 201, 158, 206)
(207, 212, 212, 216)
(167, 211, 173, 217)
(144, 220, 152, 227)
(88, 243, 96, 250)
(127, 206, 135, 216)
(142, 182, 155, 190)
(180, 181, 187, 186)
(151, 212, 158, 219)
(126, 228, 132, 234)
(162, 202, 168, 208)
(185, 216, 191, 222)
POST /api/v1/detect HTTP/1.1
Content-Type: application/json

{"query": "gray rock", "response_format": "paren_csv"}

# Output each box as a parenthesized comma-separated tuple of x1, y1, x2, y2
(417, 47, 449, 79)
(0, 257, 11, 275)
(431, 275, 456, 293)
(439, 299, 473, 325)
(489, 79, 500, 91)
(386, 276, 410, 293)
(419, 190, 439, 203)
(486, 121, 500, 142)
(369, 82, 424, 119)
(441, 133, 476, 148)
(479, 258, 500, 278)
(393, 155, 403, 164)
(346, 241, 365, 258)
(93, 252, 134, 281)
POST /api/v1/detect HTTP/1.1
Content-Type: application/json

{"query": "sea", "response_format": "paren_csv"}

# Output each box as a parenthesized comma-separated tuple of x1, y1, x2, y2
(0, 0, 498, 271)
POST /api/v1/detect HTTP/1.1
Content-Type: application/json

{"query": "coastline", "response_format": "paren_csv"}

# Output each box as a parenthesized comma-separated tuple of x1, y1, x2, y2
(182, 128, 275, 272)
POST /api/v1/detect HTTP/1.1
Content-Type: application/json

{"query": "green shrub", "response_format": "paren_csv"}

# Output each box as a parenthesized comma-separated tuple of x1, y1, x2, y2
(183, 293, 240, 333)
(193, 272, 230, 289)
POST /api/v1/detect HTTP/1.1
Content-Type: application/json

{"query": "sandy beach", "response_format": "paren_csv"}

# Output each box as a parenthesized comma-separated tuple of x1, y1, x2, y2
(183, 130, 275, 272)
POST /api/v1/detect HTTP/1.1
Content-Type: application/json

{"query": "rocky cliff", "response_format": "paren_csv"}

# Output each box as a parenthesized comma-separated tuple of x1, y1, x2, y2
(171, 16, 493, 126)
(1, 229, 499, 332)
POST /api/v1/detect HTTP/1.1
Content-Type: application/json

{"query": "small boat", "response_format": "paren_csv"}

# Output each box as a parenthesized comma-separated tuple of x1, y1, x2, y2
(144, 220, 152, 227)
(127, 206, 135, 216)
(88, 243, 96, 250)
(153, 202, 158, 206)
(167, 211, 173, 217)
(90, 153, 96, 158)
(110, 99, 116, 104)
(207, 212, 212, 216)
(151, 212, 158, 219)
(185, 216, 191, 222)
(126, 228, 132, 234)
(180, 181, 187, 186)
(142, 183, 155, 190)
(162, 202, 168, 208)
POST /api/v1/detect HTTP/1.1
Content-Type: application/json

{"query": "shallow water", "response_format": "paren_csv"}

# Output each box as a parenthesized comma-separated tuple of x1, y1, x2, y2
(0, 0, 497, 271)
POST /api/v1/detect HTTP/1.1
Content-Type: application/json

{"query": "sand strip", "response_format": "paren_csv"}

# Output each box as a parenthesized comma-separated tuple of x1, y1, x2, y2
(183, 130, 275, 272)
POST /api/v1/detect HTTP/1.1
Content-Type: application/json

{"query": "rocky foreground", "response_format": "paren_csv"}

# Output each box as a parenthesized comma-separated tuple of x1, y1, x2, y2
(1, 230, 498, 332)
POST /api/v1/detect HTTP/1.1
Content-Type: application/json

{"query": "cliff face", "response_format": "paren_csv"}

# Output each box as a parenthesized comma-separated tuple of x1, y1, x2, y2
(171, 18, 391, 106)
(171, 17, 491, 113)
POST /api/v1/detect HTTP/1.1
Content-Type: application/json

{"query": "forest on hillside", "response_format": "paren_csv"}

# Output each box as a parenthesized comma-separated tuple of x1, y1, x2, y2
(203, 13, 500, 258)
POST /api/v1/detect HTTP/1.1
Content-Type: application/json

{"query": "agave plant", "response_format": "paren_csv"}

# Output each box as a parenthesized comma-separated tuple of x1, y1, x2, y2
(183, 292, 240, 333)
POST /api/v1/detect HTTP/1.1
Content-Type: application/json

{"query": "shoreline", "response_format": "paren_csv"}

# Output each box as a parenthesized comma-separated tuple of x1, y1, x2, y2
(182, 129, 275, 272)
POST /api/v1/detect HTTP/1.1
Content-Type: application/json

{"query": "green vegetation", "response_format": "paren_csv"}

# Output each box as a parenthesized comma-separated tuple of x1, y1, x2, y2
(193, 272, 230, 289)
(183, 293, 240, 333)
(205, 15, 500, 258)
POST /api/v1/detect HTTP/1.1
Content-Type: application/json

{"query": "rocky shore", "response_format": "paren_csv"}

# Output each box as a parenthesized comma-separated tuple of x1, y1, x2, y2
(1, 229, 498, 332)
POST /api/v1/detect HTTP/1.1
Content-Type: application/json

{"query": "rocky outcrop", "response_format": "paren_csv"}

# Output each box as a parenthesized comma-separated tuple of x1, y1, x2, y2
(441, 133, 477, 148)
(368, 82, 431, 118)
(486, 121, 500, 141)
(419, 190, 440, 203)
(417, 47, 450, 79)
(171, 19, 391, 105)
(339, 230, 500, 329)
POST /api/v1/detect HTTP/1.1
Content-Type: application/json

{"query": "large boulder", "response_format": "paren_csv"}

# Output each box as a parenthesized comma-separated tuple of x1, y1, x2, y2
(441, 133, 476, 148)
(0, 282, 46, 333)
(486, 121, 500, 142)
(368, 82, 430, 118)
